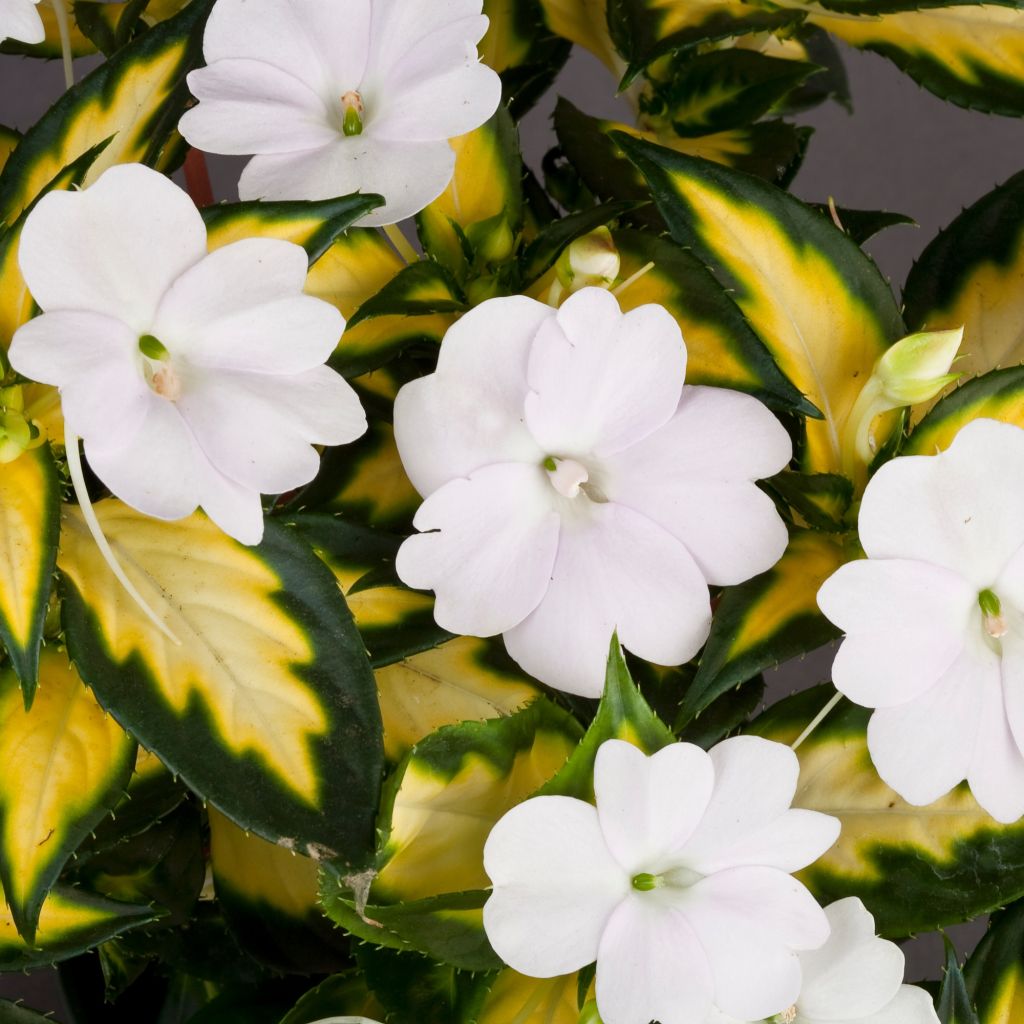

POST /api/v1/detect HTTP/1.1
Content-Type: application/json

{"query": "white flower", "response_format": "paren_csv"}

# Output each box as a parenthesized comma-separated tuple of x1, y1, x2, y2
(0, 0, 43, 45)
(8, 163, 366, 547)
(483, 737, 840, 1024)
(707, 898, 938, 1024)
(393, 287, 792, 696)
(178, 0, 502, 227)
(818, 418, 1024, 822)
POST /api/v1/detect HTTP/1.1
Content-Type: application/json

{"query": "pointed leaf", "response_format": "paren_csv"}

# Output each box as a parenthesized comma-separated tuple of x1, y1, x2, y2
(617, 131, 905, 475)
(904, 170, 1024, 402)
(479, 970, 589, 1024)
(0, 884, 157, 970)
(58, 501, 383, 869)
(0, 128, 18, 175)
(965, 899, 1024, 1023)
(939, 936, 980, 1024)
(751, 685, 1024, 936)
(0, 446, 59, 702)
(0, 649, 135, 941)
(905, 366, 1024, 455)
(810, 6, 1024, 117)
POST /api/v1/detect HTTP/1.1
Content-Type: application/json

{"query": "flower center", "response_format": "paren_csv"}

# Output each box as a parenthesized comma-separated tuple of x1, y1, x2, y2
(341, 90, 365, 136)
(138, 334, 182, 402)
(979, 588, 1008, 639)
(631, 865, 703, 892)
(771, 1006, 798, 1024)
(544, 456, 589, 498)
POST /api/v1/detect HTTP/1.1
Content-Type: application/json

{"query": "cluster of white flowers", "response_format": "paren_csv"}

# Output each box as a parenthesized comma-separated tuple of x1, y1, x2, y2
(4, 0, 1009, 1019)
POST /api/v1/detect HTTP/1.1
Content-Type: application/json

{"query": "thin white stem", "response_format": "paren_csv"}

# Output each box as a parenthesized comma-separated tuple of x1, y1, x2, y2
(49, 0, 74, 91)
(611, 261, 655, 297)
(65, 432, 181, 646)
(382, 222, 418, 264)
(790, 691, 843, 751)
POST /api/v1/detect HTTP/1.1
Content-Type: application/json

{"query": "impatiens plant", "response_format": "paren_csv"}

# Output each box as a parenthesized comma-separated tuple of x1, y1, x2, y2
(3, 0, 1024, 1020)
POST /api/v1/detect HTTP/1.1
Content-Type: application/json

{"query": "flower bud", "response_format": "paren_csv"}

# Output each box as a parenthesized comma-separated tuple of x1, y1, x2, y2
(556, 227, 621, 294)
(0, 385, 42, 464)
(875, 327, 963, 406)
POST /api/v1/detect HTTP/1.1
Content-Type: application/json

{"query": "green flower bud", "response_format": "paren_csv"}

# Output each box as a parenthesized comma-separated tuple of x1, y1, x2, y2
(556, 227, 621, 295)
(875, 327, 963, 406)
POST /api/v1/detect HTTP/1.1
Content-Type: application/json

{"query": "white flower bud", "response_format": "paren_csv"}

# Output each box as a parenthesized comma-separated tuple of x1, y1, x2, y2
(875, 327, 963, 406)
(556, 227, 621, 294)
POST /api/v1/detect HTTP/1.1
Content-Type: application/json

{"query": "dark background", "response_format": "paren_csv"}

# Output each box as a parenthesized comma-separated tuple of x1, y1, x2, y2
(1, 34, 1022, 1021)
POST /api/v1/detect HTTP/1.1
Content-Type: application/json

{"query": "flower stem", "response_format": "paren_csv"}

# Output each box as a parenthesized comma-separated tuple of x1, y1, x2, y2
(49, 0, 74, 91)
(382, 222, 419, 264)
(183, 149, 214, 208)
(65, 432, 181, 646)
(611, 261, 655, 297)
(790, 690, 843, 751)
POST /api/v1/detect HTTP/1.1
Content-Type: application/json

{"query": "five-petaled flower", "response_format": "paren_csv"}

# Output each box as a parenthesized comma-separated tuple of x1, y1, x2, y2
(483, 736, 840, 1024)
(8, 163, 366, 546)
(818, 418, 1024, 822)
(178, 0, 502, 226)
(0, 0, 43, 45)
(393, 287, 793, 695)
(706, 897, 938, 1024)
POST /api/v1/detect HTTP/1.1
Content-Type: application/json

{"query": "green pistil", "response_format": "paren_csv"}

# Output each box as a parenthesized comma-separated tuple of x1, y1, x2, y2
(138, 334, 169, 360)
(543, 456, 558, 472)
(631, 872, 661, 892)
(343, 106, 364, 136)
(979, 589, 1002, 618)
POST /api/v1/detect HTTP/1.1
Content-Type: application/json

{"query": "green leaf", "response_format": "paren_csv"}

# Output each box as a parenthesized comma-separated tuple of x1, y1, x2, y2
(0, 0, 212, 223)
(750, 685, 1024, 936)
(345, 261, 467, 327)
(279, 973, 384, 1024)
(904, 366, 1024, 456)
(478, 970, 591, 1024)
(768, 471, 854, 532)
(607, 0, 803, 84)
(812, 204, 916, 245)
(965, 899, 1024, 1022)
(541, 636, 674, 801)
(939, 936, 980, 1024)
(202, 194, 385, 264)
(0, 128, 18, 175)
(0, 885, 157, 970)
(0, 446, 59, 703)
(684, 531, 845, 720)
(0, 999, 55, 1024)
(321, 699, 581, 971)
(904, 170, 1024, 396)
(610, 228, 815, 414)
(616, 131, 905, 476)
(481, 0, 572, 116)
(58, 501, 383, 869)
(809, 6, 1024, 117)
(0, 650, 136, 941)
(654, 50, 822, 136)
(208, 807, 349, 974)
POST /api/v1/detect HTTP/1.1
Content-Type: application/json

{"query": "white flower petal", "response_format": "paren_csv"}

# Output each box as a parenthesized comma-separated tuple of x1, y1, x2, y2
(968, 658, 1024, 823)
(200, 0, 371, 101)
(818, 558, 975, 709)
(179, 366, 364, 494)
(193, 460, 266, 546)
(395, 463, 560, 636)
(17, 164, 206, 331)
(682, 737, 837, 875)
(866, 642, 990, 807)
(394, 296, 551, 497)
(836, 985, 940, 1024)
(502, 501, 712, 696)
(797, 898, 904, 1021)
(366, 0, 486, 78)
(9, 311, 151, 443)
(858, 419, 1024, 586)
(0, 0, 43, 44)
(84, 399, 199, 522)
(180, 59, 337, 155)
(1002, 630, 1024, 758)
(238, 137, 455, 226)
(594, 740, 714, 874)
(603, 385, 792, 585)
(596, 895, 714, 1024)
(483, 795, 628, 978)
(369, 51, 501, 142)
(153, 238, 344, 374)
(681, 866, 829, 1021)
(525, 290, 685, 458)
